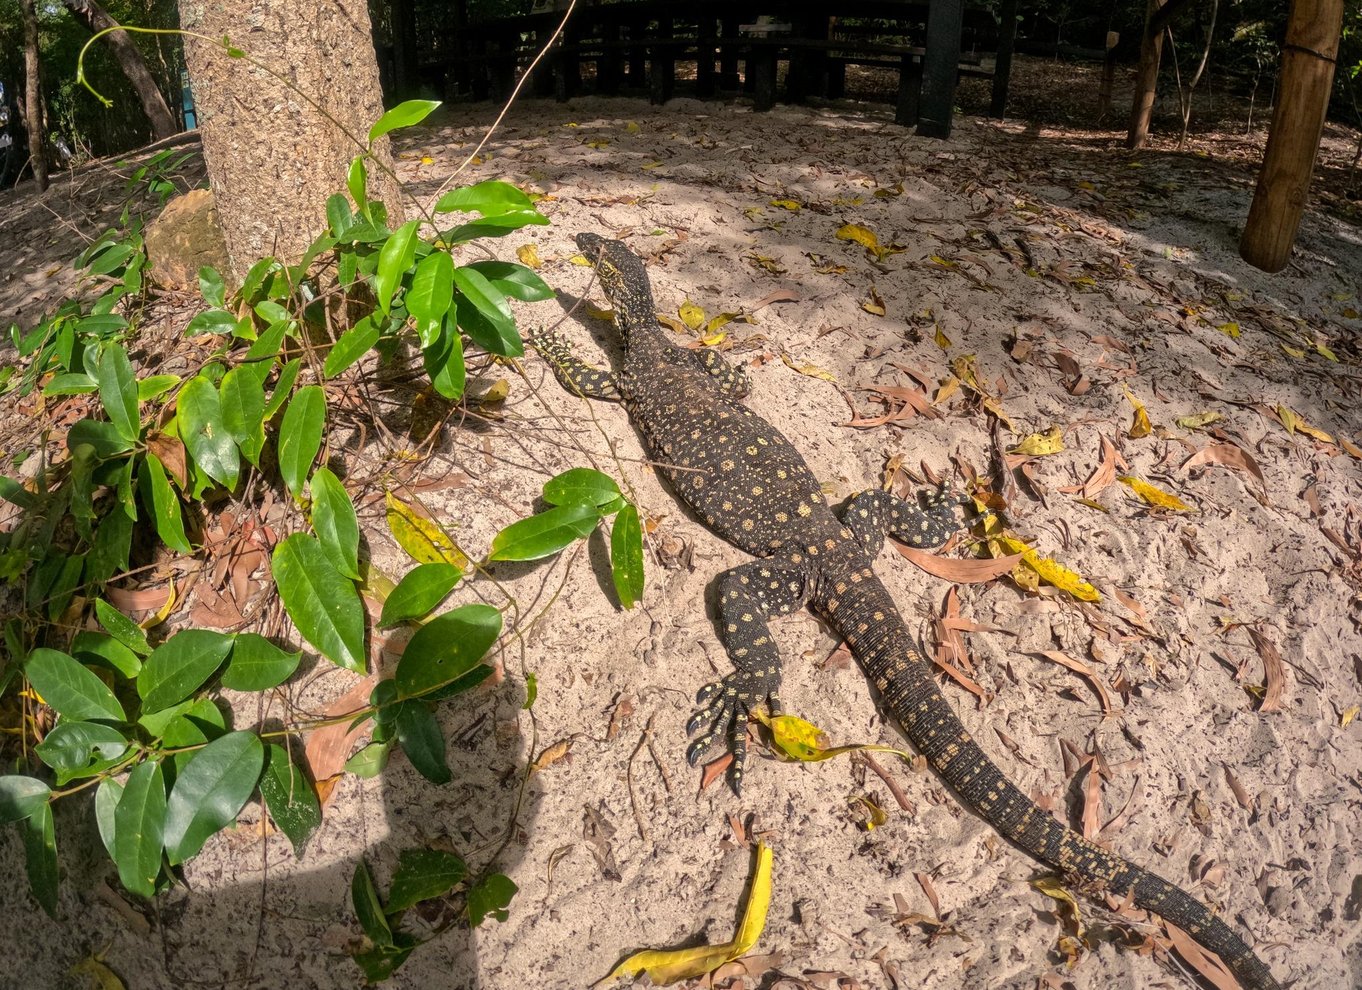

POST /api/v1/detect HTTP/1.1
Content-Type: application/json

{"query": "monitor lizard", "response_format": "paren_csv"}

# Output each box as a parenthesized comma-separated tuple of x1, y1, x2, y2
(529, 232, 1281, 990)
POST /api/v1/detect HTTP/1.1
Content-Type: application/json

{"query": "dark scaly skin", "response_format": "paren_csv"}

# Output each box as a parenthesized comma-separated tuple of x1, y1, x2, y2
(532, 233, 1282, 990)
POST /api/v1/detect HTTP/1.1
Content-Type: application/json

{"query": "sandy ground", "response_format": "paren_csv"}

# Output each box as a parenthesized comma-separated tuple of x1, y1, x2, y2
(1, 58, 1361, 990)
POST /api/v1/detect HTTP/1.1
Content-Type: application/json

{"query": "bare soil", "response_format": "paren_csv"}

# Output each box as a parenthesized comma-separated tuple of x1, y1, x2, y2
(1, 55, 1359, 990)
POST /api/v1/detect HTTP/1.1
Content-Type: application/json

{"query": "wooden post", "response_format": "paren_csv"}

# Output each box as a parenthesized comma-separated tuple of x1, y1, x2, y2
(18, 0, 46, 191)
(918, 0, 964, 138)
(1098, 31, 1119, 119)
(1239, 0, 1344, 272)
(989, 0, 1017, 118)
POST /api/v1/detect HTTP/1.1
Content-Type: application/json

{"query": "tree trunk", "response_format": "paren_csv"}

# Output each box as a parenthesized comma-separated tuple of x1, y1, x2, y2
(176, 0, 404, 281)
(1125, 0, 1198, 149)
(18, 0, 47, 191)
(1239, 0, 1345, 272)
(63, 0, 179, 141)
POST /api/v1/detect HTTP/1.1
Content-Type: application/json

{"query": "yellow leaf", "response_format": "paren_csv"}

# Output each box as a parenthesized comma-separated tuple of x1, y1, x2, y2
(140, 577, 177, 630)
(655, 313, 685, 333)
(704, 312, 749, 334)
(640, 161, 663, 170)
(478, 378, 510, 405)
(1123, 388, 1152, 439)
(1073, 497, 1109, 512)
(1341, 307, 1360, 319)
(1030, 876, 1084, 936)
(933, 325, 952, 349)
(780, 354, 837, 384)
(419, 156, 434, 166)
(1315, 341, 1339, 362)
(981, 397, 1017, 432)
(836, 223, 882, 252)
(770, 198, 801, 211)
(600, 842, 774, 986)
(934, 376, 961, 405)
(585, 304, 615, 322)
(1280, 343, 1306, 358)
(584, 138, 610, 150)
(861, 285, 886, 316)
(990, 534, 1100, 602)
(626, 120, 640, 134)
(1277, 405, 1334, 443)
(873, 182, 904, 198)
(1218, 322, 1240, 338)
(1175, 411, 1222, 430)
(761, 712, 910, 763)
(1009, 425, 1064, 457)
(1341, 705, 1359, 728)
(71, 954, 127, 990)
(386, 492, 469, 569)
(678, 300, 706, 331)
(743, 206, 765, 220)
(851, 795, 888, 830)
(815, 262, 847, 275)
(928, 254, 957, 269)
(568, 254, 591, 267)
(515, 244, 541, 269)
(563, 121, 579, 128)
(748, 254, 786, 275)
(1341, 436, 1362, 459)
(1118, 475, 1192, 512)
(700, 332, 727, 347)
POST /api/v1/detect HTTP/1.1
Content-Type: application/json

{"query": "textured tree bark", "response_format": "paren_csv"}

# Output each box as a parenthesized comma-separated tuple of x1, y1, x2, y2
(19, 0, 47, 191)
(63, 0, 179, 141)
(1125, 0, 1197, 149)
(1240, 0, 1345, 273)
(176, 0, 405, 281)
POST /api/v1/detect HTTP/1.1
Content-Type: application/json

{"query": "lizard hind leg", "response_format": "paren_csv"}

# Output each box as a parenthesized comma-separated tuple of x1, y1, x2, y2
(686, 553, 811, 793)
(841, 486, 966, 554)
(526, 328, 622, 401)
(692, 347, 751, 399)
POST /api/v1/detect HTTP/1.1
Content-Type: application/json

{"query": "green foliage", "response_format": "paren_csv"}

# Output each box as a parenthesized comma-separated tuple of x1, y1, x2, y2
(0, 97, 643, 983)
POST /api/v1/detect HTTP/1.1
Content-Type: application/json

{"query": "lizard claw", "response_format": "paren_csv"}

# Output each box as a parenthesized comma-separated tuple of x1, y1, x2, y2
(684, 669, 782, 788)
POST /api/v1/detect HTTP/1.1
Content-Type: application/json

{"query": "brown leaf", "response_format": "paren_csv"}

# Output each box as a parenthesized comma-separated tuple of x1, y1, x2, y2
(303, 671, 379, 808)
(1163, 922, 1244, 990)
(1181, 442, 1267, 494)
(843, 402, 918, 429)
(1246, 627, 1286, 713)
(873, 385, 941, 419)
(894, 544, 1025, 583)
(750, 288, 800, 311)
(1223, 765, 1254, 811)
(532, 739, 573, 773)
(104, 584, 172, 614)
(699, 752, 733, 792)
(914, 871, 942, 920)
(1034, 650, 1114, 716)
(1082, 434, 1125, 498)
(146, 432, 188, 488)
(1080, 755, 1103, 840)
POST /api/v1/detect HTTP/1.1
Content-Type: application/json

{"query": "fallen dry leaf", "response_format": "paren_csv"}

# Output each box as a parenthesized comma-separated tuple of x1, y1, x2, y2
(1181, 442, 1267, 496)
(303, 671, 379, 808)
(1246, 626, 1287, 713)
(1034, 650, 1114, 715)
(1163, 922, 1242, 990)
(894, 544, 1025, 583)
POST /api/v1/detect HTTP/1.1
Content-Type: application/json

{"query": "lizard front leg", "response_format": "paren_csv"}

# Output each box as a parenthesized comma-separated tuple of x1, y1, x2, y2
(687, 553, 810, 792)
(840, 486, 965, 555)
(690, 347, 751, 399)
(527, 329, 622, 401)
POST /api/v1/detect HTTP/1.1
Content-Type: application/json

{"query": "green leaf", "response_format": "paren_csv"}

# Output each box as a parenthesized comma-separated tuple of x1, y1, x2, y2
(262, 358, 302, 420)
(185, 309, 239, 335)
(394, 701, 450, 784)
(326, 194, 355, 237)
(0, 776, 51, 824)
(114, 759, 166, 897)
(368, 99, 441, 144)
(245, 318, 288, 360)
(139, 453, 192, 555)
(68, 418, 134, 459)
(95, 599, 150, 655)
(408, 250, 454, 343)
(87, 509, 134, 584)
(163, 731, 265, 865)
(434, 180, 534, 216)
(278, 385, 325, 499)
(379, 563, 462, 628)
(610, 503, 644, 609)
(386, 848, 466, 914)
(323, 317, 380, 379)
(523, 672, 537, 709)
(137, 374, 181, 402)
(348, 157, 368, 209)
(43, 372, 98, 396)
(488, 504, 600, 562)
(259, 744, 321, 856)
(23, 802, 59, 917)
(464, 260, 555, 302)
(0, 475, 36, 510)
(443, 212, 548, 245)
(97, 344, 139, 443)
(310, 468, 361, 580)
(221, 633, 301, 692)
(394, 603, 501, 700)
(255, 300, 291, 325)
(543, 468, 621, 507)
(26, 648, 126, 722)
(423, 320, 466, 400)
(352, 939, 417, 984)
(352, 859, 393, 944)
(220, 366, 266, 467)
(70, 630, 141, 678)
(343, 739, 391, 777)
(453, 266, 520, 356)
(34, 720, 130, 782)
(178, 375, 240, 490)
(375, 219, 421, 315)
(467, 873, 518, 927)
(272, 533, 366, 672)
(137, 630, 234, 714)
(198, 266, 226, 307)
(95, 778, 122, 859)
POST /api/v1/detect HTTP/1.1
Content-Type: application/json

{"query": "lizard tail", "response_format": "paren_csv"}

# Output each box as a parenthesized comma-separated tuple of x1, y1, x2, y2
(833, 580, 1281, 990)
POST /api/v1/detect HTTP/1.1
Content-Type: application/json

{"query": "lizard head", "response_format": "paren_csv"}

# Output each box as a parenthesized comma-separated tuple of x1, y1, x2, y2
(576, 232, 657, 339)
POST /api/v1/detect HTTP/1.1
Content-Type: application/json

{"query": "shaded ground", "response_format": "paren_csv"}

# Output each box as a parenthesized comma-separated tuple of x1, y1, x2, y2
(1, 56, 1360, 990)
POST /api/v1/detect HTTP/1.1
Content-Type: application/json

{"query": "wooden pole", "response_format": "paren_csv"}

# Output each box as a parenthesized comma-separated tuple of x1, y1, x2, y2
(918, 0, 964, 138)
(989, 0, 1018, 118)
(1239, 0, 1344, 273)
(19, 0, 47, 192)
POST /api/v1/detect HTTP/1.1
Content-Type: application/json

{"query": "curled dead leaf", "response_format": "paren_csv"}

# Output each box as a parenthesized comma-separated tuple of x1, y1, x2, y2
(894, 543, 1024, 584)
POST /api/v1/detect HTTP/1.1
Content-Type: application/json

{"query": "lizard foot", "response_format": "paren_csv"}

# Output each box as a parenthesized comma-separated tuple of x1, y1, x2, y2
(686, 670, 782, 793)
